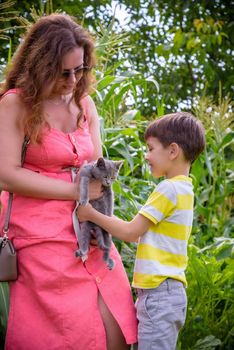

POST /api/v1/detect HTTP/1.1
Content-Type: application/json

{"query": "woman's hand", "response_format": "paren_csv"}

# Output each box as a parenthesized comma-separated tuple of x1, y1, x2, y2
(89, 180, 103, 200)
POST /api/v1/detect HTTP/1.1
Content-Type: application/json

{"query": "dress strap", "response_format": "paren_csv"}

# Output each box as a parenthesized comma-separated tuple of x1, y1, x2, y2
(1, 88, 20, 99)
(0, 88, 20, 99)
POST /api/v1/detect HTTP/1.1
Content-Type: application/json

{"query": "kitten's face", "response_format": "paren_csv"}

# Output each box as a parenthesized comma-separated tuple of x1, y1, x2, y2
(93, 158, 123, 187)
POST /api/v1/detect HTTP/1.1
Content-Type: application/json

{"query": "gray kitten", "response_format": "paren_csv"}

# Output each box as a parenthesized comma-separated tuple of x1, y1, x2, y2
(75, 157, 123, 270)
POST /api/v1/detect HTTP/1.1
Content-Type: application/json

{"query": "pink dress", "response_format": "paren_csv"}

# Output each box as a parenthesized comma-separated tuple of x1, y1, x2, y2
(0, 91, 137, 349)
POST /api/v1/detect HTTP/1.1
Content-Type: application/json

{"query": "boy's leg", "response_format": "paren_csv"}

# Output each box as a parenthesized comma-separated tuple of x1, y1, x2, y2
(136, 279, 187, 350)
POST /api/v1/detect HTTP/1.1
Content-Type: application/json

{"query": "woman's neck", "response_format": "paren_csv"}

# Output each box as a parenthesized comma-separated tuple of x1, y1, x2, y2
(47, 94, 72, 105)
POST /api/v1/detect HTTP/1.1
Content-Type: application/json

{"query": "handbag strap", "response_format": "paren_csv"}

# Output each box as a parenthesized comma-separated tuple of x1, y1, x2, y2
(2, 137, 30, 235)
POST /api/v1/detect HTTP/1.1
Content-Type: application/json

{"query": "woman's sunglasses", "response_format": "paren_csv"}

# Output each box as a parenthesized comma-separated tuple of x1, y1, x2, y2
(61, 66, 90, 80)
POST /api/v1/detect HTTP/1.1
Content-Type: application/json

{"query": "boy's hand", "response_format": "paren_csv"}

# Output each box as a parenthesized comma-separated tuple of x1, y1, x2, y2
(77, 204, 98, 246)
(77, 203, 93, 222)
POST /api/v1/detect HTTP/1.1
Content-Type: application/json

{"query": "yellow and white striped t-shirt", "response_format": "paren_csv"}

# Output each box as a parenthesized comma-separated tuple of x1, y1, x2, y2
(132, 175, 194, 289)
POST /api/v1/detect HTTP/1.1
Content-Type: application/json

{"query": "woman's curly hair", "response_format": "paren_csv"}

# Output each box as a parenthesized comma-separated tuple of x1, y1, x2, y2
(1, 13, 96, 143)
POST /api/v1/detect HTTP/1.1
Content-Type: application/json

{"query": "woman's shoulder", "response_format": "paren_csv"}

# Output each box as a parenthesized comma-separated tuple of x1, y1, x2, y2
(0, 89, 26, 123)
(0, 89, 23, 106)
(80, 94, 95, 109)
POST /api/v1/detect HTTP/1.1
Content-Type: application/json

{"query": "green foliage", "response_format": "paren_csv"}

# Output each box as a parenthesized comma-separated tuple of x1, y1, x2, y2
(0, 283, 9, 348)
(178, 241, 234, 349)
(0, 0, 18, 80)
(0, 1, 19, 41)
(92, 17, 159, 126)
(120, 0, 234, 114)
(0, 0, 56, 80)
(191, 96, 234, 246)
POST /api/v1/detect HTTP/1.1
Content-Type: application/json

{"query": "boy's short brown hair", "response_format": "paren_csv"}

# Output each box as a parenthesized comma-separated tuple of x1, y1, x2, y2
(144, 112, 205, 163)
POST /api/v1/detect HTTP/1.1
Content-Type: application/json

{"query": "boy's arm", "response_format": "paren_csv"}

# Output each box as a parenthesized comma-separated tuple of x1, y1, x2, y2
(77, 204, 151, 242)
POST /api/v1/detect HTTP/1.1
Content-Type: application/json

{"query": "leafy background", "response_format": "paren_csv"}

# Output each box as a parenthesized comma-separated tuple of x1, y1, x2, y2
(0, 0, 233, 349)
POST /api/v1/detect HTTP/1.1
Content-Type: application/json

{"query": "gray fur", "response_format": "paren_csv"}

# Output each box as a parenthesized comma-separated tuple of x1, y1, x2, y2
(75, 157, 123, 270)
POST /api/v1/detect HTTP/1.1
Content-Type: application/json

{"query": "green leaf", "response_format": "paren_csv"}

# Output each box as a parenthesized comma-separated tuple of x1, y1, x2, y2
(204, 150, 213, 177)
(219, 131, 234, 149)
(121, 109, 141, 121)
(96, 75, 116, 91)
(0, 282, 9, 332)
(192, 335, 222, 349)
(145, 77, 160, 92)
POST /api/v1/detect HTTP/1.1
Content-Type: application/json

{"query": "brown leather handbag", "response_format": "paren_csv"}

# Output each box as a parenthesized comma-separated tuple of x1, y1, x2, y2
(0, 234, 17, 281)
(0, 137, 29, 282)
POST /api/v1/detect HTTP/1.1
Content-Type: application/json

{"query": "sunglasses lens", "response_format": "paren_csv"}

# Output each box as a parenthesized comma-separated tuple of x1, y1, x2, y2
(61, 72, 70, 79)
(61, 67, 89, 80)
(74, 68, 84, 79)
(76, 67, 89, 77)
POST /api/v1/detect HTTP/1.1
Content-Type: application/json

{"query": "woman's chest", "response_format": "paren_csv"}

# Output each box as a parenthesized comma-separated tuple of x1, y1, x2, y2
(43, 101, 79, 133)
(24, 127, 94, 172)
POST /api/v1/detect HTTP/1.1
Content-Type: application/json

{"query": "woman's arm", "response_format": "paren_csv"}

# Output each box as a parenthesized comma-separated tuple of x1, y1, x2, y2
(0, 93, 101, 200)
(77, 204, 151, 242)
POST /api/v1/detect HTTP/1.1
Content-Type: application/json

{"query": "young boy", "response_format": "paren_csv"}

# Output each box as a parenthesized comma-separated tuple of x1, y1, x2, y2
(77, 112, 205, 350)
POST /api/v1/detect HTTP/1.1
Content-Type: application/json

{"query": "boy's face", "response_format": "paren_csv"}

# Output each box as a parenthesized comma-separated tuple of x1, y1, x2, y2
(145, 137, 171, 178)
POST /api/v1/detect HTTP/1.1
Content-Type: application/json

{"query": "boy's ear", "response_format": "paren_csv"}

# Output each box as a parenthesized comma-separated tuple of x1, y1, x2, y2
(169, 143, 180, 160)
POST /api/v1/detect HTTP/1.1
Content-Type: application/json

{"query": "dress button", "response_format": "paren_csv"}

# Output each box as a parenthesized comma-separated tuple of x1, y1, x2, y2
(96, 277, 101, 283)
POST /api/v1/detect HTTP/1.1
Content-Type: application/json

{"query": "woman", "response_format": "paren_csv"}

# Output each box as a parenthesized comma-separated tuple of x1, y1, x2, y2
(0, 14, 137, 350)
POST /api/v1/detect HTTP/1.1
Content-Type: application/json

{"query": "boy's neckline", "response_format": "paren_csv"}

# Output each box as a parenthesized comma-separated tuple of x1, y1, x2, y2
(167, 175, 192, 182)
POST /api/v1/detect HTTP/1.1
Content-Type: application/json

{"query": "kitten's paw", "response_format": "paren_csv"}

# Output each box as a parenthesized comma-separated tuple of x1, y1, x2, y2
(79, 199, 89, 206)
(107, 259, 115, 270)
(75, 249, 82, 258)
(75, 250, 88, 262)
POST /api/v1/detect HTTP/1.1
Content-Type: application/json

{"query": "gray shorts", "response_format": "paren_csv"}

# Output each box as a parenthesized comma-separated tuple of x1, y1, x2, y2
(135, 278, 187, 350)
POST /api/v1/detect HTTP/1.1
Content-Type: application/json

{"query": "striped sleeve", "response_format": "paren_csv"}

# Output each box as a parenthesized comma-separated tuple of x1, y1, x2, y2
(139, 180, 177, 225)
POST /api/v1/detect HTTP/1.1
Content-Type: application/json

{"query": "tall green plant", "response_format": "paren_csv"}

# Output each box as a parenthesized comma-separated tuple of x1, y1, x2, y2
(92, 16, 159, 127)
(0, 0, 19, 40)
(0, 0, 19, 81)
(178, 239, 234, 349)
(0, 0, 56, 82)
(191, 96, 234, 246)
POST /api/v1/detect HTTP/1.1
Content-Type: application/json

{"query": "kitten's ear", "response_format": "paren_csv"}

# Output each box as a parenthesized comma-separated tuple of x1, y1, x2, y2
(97, 157, 106, 169)
(115, 160, 124, 171)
